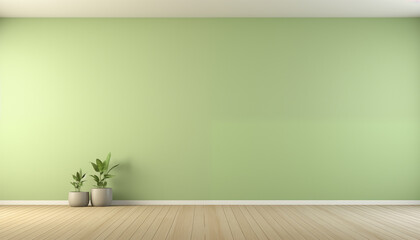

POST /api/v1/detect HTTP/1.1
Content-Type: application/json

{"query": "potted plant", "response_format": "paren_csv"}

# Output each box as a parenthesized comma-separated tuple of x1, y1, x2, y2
(90, 152, 119, 207)
(69, 169, 89, 207)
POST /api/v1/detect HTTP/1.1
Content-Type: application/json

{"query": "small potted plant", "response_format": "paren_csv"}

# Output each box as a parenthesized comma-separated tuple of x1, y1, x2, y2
(90, 152, 119, 207)
(69, 169, 89, 207)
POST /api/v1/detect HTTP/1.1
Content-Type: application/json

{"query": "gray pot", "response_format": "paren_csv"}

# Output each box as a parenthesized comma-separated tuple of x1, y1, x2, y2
(68, 192, 89, 207)
(91, 188, 112, 207)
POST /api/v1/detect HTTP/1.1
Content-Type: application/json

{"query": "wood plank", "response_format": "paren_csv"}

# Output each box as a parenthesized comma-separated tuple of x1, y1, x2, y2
(222, 205, 246, 239)
(36, 207, 96, 239)
(302, 206, 372, 240)
(92, 206, 140, 240)
(0, 205, 419, 240)
(166, 206, 195, 240)
(255, 206, 303, 240)
(0, 206, 47, 220)
(151, 206, 180, 240)
(132, 206, 170, 239)
(205, 205, 234, 240)
(344, 206, 420, 240)
(102, 206, 149, 239)
(237, 206, 268, 240)
(355, 205, 420, 235)
(191, 205, 205, 240)
(323, 206, 406, 240)
(0, 206, 66, 239)
(230, 206, 259, 240)
(55, 207, 121, 240)
(272, 206, 333, 240)
(0, 205, 51, 227)
(117, 206, 159, 239)
(154, 206, 183, 239)
(9, 206, 86, 240)
(244, 206, 282, 240)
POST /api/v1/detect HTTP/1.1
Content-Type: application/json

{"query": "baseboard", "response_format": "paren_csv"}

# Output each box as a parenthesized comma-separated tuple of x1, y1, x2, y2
(0, 200, 68, 205)
(1, 200, 420, 205)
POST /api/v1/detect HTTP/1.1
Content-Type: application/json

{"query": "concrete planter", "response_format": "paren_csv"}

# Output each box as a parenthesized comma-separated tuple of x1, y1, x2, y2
(91, 188, 112, 207)
(68, 192, 89, 207)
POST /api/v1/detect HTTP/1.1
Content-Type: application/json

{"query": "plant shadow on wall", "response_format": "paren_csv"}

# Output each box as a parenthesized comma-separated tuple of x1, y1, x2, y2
(112, 157, 137, 201)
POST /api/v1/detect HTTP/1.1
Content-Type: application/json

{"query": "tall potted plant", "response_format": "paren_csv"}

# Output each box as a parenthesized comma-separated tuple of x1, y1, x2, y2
(69, 169, 89, 207)
(90, 152, 119, 207)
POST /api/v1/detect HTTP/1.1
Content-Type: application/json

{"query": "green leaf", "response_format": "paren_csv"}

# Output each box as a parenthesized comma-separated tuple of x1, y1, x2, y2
(107, 164, 119, 174)
(96, 159, 103, 172)
(91, 162, 99, 172)
(70, 169, 87, 191)
(104, 174, 114, 179)
(91, 175, 100, 183)
(104, 152, 111, 172)
(103, 181, 107, 188)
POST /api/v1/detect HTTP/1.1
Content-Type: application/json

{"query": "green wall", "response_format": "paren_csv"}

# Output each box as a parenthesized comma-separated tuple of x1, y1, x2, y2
(1, 19, 420, 200)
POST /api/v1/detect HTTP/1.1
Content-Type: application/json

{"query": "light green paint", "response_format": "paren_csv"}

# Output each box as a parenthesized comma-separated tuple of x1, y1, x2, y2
(1, 19, 420, 200)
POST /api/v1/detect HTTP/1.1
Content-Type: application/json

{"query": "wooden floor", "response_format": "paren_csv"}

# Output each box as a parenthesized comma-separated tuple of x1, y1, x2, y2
(1, 205, 420, 239)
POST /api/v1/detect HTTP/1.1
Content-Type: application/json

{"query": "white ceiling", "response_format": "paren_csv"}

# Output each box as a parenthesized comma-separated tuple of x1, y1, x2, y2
(0, 0, 419, 17)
